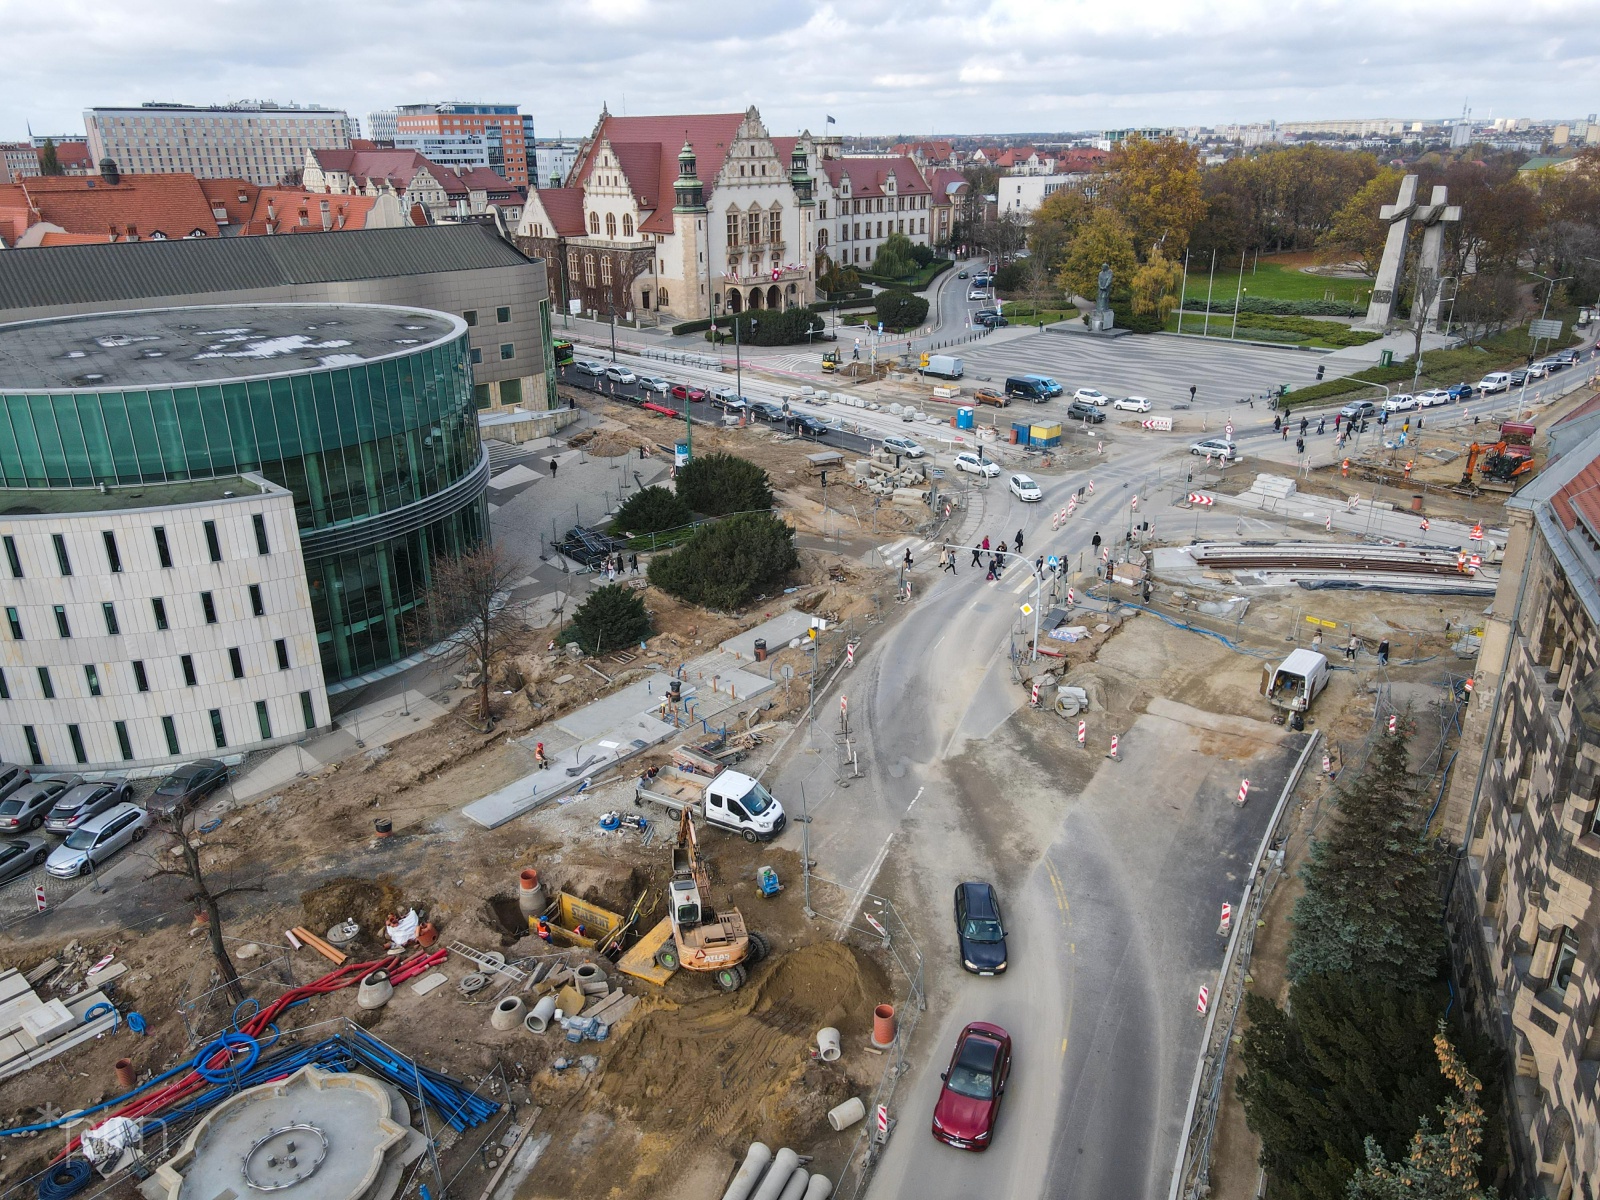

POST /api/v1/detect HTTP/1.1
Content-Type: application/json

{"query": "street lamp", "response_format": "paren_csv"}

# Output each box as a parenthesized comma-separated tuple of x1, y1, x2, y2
(1529, 271, 1573, 359)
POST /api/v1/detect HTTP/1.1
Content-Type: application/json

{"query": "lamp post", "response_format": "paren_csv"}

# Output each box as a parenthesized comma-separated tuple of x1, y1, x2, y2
(1529, 272, 1572, 361)
(1229, 249, 1246, 339)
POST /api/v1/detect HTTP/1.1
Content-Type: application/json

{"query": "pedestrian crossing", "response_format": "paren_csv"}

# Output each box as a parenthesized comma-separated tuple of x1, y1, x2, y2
(877, 535, 1045, 592)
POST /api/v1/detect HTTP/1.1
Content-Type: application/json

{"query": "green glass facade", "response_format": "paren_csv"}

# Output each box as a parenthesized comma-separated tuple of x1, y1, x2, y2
(0, 334, 487, 682)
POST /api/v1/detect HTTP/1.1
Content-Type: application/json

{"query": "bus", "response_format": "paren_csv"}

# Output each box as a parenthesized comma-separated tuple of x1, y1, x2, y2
(552, 338, 575, 367)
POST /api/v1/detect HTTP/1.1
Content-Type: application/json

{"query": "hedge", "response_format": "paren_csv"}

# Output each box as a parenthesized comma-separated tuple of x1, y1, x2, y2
(671, 318, 715, 335)
(702, 308, 824, 346)
(1183, 297, 1365, 317)
(858, 259, 953, 291)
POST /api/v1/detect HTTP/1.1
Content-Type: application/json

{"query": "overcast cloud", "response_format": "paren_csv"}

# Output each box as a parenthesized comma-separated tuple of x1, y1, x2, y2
(2, 0, 1595, 141)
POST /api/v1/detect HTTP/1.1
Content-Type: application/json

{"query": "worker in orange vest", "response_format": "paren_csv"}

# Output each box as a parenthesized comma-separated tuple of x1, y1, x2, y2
(1341, 458, 1350, 477)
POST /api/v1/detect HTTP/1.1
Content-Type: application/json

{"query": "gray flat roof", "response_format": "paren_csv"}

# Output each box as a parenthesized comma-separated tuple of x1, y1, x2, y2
(0, 477, 267, 515)
(0, 303, 462, 392)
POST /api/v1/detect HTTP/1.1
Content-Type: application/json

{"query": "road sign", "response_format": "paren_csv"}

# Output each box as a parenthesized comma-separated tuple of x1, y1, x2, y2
(1305, 616, 1338, 628)
(1186, 492, 1214, 506)
(1020, 602, 1034, 616)
(1225, 421, 1234, 437)
(1420, 517, 1430, 531)
(841, 696, 848, 719)
(1529, 318, 1564, 339)
(1047, 555, 1061, 570)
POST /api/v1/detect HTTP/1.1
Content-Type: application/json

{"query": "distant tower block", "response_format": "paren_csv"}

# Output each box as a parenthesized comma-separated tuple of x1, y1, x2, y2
(1364, 174, 1417, 329)
(1414, 185, 1462, 331)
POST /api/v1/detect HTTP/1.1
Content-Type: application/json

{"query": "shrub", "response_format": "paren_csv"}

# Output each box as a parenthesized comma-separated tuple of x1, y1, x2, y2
(874, 289, 930, 330)
(671, 318, 714, 335)
(1184, 297, 1365, 317)
(872, 232, 920, 279)
(704, 308, 823, 346)
(611, 485, 692, 535)
(648, 512, 799, 610)
(910, 243, 936, 267)
(568, 584, 651, 653)
(673, 453, 773, 516)
(992, 262, 1029, 293)
(1109, 300, 1163, 334)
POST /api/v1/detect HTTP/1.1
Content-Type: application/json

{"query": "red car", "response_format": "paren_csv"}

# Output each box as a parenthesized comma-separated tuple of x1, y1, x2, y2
(670, 383, 707, 402)
(931, 1021, 1012, 1150)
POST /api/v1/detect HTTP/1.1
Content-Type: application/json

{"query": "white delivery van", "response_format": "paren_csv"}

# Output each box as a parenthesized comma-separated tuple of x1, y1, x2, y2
(635, 767, 787, 841)
(925, 355, 965, 380)
(1477, 372, 1513, 394)
(1267, 650, 1329, 713)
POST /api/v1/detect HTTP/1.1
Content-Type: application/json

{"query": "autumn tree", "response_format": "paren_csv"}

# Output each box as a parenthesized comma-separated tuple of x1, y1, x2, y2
(1031, 185, 1094, 272)
(38, 139, 62, 176)
(1320, 167, 1406, 277)
(1130, 246, 1183, 318)
(412, 541, 526, 728)
(1056, 208, 1137, 304)
(1101, 135, 1206, 257)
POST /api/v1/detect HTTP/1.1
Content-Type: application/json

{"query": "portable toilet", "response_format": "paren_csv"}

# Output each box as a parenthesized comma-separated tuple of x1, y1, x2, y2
(1030, 422, 1062, 448)
(957, 407, 975, 430)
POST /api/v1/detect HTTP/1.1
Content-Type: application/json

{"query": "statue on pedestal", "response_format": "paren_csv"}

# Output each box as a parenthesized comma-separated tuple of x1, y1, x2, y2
(1096, 263, 1113, 313)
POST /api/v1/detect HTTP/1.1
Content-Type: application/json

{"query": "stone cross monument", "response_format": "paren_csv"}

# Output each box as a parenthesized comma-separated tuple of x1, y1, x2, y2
(1414, 184, 1462, 331)
(1363, 174, 1417, 328)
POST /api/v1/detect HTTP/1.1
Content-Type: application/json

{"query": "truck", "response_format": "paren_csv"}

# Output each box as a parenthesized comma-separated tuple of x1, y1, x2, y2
(924, 354, 965, 380)
(634, 767, 787, 842)
(1266, 649, 1329, 713)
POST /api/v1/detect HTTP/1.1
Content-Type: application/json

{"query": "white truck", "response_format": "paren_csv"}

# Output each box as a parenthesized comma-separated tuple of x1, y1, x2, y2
(1266, 649, 1329, 713)
(634, 767, 787, 842)
(924, 354, 965, 380)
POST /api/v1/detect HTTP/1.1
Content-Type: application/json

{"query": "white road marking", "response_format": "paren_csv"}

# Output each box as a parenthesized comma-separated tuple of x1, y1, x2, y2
(835, 831, 896, 940)
(907, 786, 924, 812)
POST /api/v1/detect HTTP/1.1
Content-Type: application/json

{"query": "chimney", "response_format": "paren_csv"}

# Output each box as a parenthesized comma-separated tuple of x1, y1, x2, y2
(98, 157, 120, 186)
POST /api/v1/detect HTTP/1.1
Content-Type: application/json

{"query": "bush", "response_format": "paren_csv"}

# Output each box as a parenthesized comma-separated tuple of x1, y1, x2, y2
(1109, 300, 1163, 334)
(872, 232, 920, 280)
(704, 308, 823, 346)
(610, 485, 692, 535)
(992, 262, 1029, 293)
(568, 584, 651, 653)
(648, 512, 799, 610)
(808, 297, 876, 313)
(1233, 312, 1380, 347)
(910, 243, 936, 267)
(874, 289, 929, 330)
(671, 318, 714, 335)
(673, 453, 773, 516)
(1184, 297, 1365, 317)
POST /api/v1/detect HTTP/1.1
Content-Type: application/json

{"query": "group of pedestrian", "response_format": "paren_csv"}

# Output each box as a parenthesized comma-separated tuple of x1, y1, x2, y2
(600, 551, 640, 581)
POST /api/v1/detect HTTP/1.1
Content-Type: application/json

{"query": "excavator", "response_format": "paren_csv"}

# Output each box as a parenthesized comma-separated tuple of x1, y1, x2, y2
(1461, 441, 1536, 491)
(652, 808, 769, 991)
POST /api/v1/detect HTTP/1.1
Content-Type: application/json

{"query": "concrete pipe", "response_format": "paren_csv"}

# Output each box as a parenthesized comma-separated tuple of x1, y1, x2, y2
(872, 1004, 897, 1049)
(490, 996, 527, 1031)
(115, 1058, 136, 1090)
(525, 995, 557, 1034)
(719, 1142, 773, 1200)
(827, 1097, 866, 1132)
(517, 868, 546, 918)
(802, 1177, 834, 1200)
(574, 962, 603, 985)
(776, 1168, 810, 1200)
(356, 970, 393, 1010)
(816, 1027, 841, 1062)
(751, 1148, 800, 1200)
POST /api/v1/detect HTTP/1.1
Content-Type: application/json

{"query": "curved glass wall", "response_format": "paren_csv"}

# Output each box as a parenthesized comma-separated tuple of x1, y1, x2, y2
(0, 336, 487, 682)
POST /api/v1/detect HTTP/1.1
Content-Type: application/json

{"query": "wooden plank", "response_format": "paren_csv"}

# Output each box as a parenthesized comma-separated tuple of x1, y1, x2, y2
(290, 927, 347, 965)
(475, 1109, 541, 1200)
(616, 917, 675, 987)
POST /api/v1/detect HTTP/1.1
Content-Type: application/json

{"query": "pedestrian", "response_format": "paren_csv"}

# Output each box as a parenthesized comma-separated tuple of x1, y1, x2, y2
(535, 742, 549, 769)
(1091, 531, 1102, 553)
(982, 535, 991, 552)
(1035, 554, 1045, 575)
(1311, 630, 1323, 650)
(1416, 416, 1423, 430)
(1378, 639, 1390, 666)
(1346, 634, 1359, 661)
(1015, 528, 1025, 553)
(1274, 415, 1282, 432)
(986, 560, 997, 582)
(995, 541, 1007, 570)
(971, 542, 983, 568)
(1296, 436, 1305, 454)
(630, 552, 639, 574)
(903, 546, 914, 570)
(549, 457, 559, 478)
(1317, 417, 1325, 435)
(1299, 417, 1308, 435)
(1282, 424, 1289, 440)
(1334, 413, 1342, 432)
(944, 548, 957, 575)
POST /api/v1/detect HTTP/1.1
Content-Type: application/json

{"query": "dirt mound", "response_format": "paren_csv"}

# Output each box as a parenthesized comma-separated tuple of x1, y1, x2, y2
(569, 427, 644, 458)
(300, 877, 406, 940)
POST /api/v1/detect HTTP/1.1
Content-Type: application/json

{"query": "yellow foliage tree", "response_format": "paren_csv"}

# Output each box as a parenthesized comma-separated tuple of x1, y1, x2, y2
(1130, 247, 1183, 317)
(1103, 136, 1206, 257)
(1056, 209, 1138, 304)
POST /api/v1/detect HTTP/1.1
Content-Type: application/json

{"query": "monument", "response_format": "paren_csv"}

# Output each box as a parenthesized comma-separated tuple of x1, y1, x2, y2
(1090, 262, 1115, 333)
(1362, 175, 1460, 330)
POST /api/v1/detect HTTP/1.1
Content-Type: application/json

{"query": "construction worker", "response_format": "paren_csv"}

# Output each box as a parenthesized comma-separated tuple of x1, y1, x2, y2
(535, 917, 552, 942)
(535, 742, 549, 769)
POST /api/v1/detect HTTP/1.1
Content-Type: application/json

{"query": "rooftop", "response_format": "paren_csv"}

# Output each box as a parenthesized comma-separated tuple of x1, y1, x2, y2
(0, 476, 269, 515)
(0, 303, 461, 391)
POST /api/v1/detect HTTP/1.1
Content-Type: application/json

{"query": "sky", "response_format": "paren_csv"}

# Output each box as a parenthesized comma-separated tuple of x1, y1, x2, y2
(2, 0, 1595, 142)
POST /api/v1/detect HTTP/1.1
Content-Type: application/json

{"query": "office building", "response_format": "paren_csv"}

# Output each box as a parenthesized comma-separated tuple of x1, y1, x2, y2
(367, 110, 398, 145)
(84, 102, 353, 187)
(533, 141, 579, 189)
(394, 105, 533, 187)
(392, 132, 492, 171)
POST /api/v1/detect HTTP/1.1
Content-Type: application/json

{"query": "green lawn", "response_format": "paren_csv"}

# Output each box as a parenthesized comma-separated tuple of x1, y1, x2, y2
(1164, 311, 1379, 350)
(1181, 258, 1371, 306)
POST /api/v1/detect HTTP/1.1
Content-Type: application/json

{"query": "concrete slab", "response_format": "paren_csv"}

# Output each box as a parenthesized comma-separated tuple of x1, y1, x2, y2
(410, 972, 449, 997)
(720, 609, 813, 660)
(489, 463, 541, 490)
(554, 671, 669, 739)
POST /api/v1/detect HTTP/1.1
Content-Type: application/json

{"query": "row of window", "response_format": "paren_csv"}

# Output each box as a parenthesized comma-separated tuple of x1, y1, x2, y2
(585, 212, 635, 239)
(0, 639, 294, 701)
(725, 209, 784, 247)
(468, 345, 517, 366)
(2, 517, 269, 583)
(461, 307, 513, 327)
(839, 218, 926, 242)
(13, 693, 315, 766)
(5, 580, 271, 641)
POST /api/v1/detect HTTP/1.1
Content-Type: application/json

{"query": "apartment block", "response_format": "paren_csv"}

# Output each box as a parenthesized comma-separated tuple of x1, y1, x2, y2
(84, 102, 352, 186)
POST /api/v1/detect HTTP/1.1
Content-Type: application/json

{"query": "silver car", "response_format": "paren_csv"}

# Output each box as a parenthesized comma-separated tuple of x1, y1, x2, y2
(46, 778, 134, 835)
(45, 802, 151, 878)
(0, 775, 82, 833)
(638, 375, 671, 394)
(0, 836, 51, 886)
(602, 365, 637, 384)
(0, 762, 30, 804)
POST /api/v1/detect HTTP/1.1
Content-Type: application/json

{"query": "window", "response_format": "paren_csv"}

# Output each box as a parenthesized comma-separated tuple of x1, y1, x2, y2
(52, 533, 72, 576)
(181, 654, 197, 686)
(103, 531, 122, 573)
(301, 690, 316, 730)
(84, 665, 101, 697)
(497, 305, 511, 323)
(252, 513, 269, 555)
(583, 254, 596, 287)
(153, 526, 172, 568)
(1553, 927, 1580, 993)
(201, 592, 217, 624)
(2, 535, 20, 578)
(115, 721, 133, 761)
(102, 602, 120, 636)
(256, 700, 273, 740)
(209, 709, 227, 749)
(588, 211, 600, 234)
(274, 638, 291, 670)
(67, 725, 86, 764)
(249, 584, 264, 617)
(605, 212, 617, 238)
(600, 257, 613, 285)
(622, 214, 634, 237)
(500, 343, 515, 360)
(727, 211, 740, 246)
(471, 347, 483, 365)
(0, 668, 7, 699)
(463, 309, 479, 326)
(54, 605, 71, 638)
(204, 520, 222, 562)
(229, 647, 244, 679)
(132, 661, 149, 692)
(37, 667, 54, 700)
(162, 715, 179, 755)
(22, 726, 41, 765)
(152, 597, 169, 630)
(567, 249, 578, 278)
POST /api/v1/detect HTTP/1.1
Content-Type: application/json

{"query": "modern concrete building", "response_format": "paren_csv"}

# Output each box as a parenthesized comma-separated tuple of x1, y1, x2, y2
(392, 132, 492, 171)
(83, 102, 353, 187)
(1445, 426, 1600, 1200)
(533, 140, 580, 189)
(367, 110, 399, 145)
(394, 104, 533, 188)
(0, 223, 555, 413)
(0, 302, 490, 771)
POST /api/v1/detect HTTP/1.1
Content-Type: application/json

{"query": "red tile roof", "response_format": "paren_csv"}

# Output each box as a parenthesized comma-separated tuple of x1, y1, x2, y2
(819, 156, 932, 198)
(1551, 454, 1600, 535)
(0, 174, 221, 242)
(54, 142, 93, 171)
(927, 167, 969, 200)
(524, 187, 587, 237)
(309, 149, 519, 201)
(570, 112, 748, 234)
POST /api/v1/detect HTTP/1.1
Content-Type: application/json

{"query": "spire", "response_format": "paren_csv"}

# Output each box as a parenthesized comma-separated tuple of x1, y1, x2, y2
(674, 137, 705, 213)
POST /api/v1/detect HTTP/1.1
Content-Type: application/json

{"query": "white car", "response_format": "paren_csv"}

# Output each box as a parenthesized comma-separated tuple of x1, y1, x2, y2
(602, 365, 637, 384)
(1525, 362, 1549, 379)
(967, 288, 989, 301)
(1072, 388, 1109, 406)
(882, 435, 926, 458)
(1417, 389, 1451, 408)
(1009, 474, 1043, 502)
(954, 452, 1000, 477)
(45, 802, 151, 878)
(1383, 393, 1418, 412)
(637, 375, 671, 394)
(1113, 396, 1152, 412)
(1190, 438, 1239, 460)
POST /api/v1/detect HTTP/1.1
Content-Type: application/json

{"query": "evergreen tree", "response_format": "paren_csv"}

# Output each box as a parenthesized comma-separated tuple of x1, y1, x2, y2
(611, 485, 692, 535)
(568, 584, 651, 653)
(38, 139, 62, 176)
(673, 453, 774, 516)
(648, 512, 797, 610)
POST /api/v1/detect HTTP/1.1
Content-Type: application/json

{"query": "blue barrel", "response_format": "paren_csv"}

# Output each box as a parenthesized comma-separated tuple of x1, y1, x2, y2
(957, 407, 975, 430)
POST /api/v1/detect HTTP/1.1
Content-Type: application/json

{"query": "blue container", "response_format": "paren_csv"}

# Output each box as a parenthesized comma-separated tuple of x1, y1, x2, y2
(957, 407, 975, 430)
(1012, 420, 1032, 445)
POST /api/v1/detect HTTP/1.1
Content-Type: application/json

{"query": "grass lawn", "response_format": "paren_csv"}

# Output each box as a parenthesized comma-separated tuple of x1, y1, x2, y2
(1163, 312, 1377, 350)
(999, 304, 1077, 324)
(861, 259, 953, 291)
(1181, 256, 1372, 306)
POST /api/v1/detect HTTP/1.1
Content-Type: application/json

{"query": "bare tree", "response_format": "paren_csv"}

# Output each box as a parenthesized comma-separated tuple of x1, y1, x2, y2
(1408, 268, 1442, 391)
(411, 541, 527, 729)
(145, 811, 264, 1006)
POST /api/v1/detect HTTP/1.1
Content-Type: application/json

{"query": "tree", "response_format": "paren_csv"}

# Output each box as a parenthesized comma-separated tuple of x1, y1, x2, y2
(568, 583, 650, 654)
(874, 288, 929, 329)
(674, 452, 774, 516)
(1056, 208, 1137, 304)
(873, 231, 919, 279)
(37, 139, 62, 177)
(1320, 168, 1405, 277)
(1288, 722, 1445, 989)
(708, 308, 823, 346)
(1102, 135, 1206, 256)
(411, 541, 525, 728)
(145, 810, 264, 1006)
(648, 511, 798, 610)
(1408, 268, 1444, 384)
(611, 485, 691, 535)
(1130, 246, 1183, 318)
(1348, 1029, 1498, 1200)
(1031, 186, 1094, 275)
(1450, 271, 1523, 337)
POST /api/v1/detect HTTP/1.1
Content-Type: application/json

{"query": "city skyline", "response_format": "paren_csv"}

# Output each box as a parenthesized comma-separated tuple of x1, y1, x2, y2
(1, 0, 1595, 145)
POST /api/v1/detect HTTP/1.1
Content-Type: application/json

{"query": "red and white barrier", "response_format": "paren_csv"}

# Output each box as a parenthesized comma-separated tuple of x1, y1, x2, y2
(841, 695, 848, 719)
(1388, 714, 1397, 734)
(846, 642, 856, 668)
(1235, 779, 1250, 807)
(34, 885, 46, 912)
(1420, 517, 1430, 532)
(1030, 682, 1040, 707)
(1077, 720, 1087, 747)
(1197, 986, 1210, 1015)
(1470, 523, 1483, 541)
(1219, 902, 1232, 933)
(1108, 734, 1120, 760)
(1186, 492, 1215, 506)
(1066, 588, 1075, 605)
(1087, 480, 1095, 495)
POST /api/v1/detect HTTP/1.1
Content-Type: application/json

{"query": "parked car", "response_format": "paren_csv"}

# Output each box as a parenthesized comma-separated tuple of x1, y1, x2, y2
(931, 1022, 1013, 1150)
(0, 775, 81, 832)
(1447, 382, 1476, 401)
(670, 383, 707, 403)
(1005, 376, 1050, 402)
(46, 778, 135, 834)
(749, 401, 785, 422)
(1417, 389, 1452, 408)
(1383, 393, 1418, 412)
(1009, 474, 1043, 502)
(637, 375, 671, 394)
(712, 393, 749, 413)
(972, 388, 1009, 408)
(0, 836, 51, 886)
(967, 288, 989, 301)
(1476, 373, 1512, 394)
(602, 365, 637, 384)
(979, 314, 1009, 329)
(1339, 400, 1378, 419)
(973, 308, 1001, 324)
(791, 414, 829, 437)
(1191, 438, 1239, 460)
(0, 763, 30, 805)
(1035, 376, 1064, 397)
(955, 881, 1008, 974)
(45, 803, 152, 879)
(1066, 400, 1106, 423)
(572, 360, 607, 377)
(148, 760, 230, 818)
(1072, 388, 1109, 406)
(882, 435, 926, 458)
(1113, 396, 1152, 413)
(954, 452, 1000, 477)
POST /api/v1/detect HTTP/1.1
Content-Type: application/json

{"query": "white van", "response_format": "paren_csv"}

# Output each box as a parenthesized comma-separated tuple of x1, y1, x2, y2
(1477, 372, 1513, 394)
(1267, 650, 1329, 713)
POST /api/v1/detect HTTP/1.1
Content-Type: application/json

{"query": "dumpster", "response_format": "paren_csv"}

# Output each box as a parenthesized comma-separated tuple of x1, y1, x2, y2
(957, 407, 975, 430)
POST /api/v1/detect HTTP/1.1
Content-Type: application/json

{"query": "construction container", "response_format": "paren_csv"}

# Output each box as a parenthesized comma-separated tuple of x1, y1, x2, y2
(1029, 422, 1062, 447)
(957, 407, 975, 430)
(1012, 420, 1033, 445)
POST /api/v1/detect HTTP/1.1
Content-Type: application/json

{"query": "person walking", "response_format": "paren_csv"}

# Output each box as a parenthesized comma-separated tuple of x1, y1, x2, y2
(1273, 415, 1282, 432)
(1311, 630, 1323, 651)
(1282, 424, 1290, 440)
(982, 535, 991, 553)
(1377, 638, 1390, 666)
(1296, 436, 1305, 454)
(903, 546, 914, 570)
(630, 553, 639, 574)
(1346, 634, 1359, 661)
(943, 547, 957, 575)
(1091, 531, 1102, 554)
(1299, 417, 1308, 436)
(995, 541, 1007, 571)
(1334, 412, 1342, 432)
(549, 457, 559, 478)
(1014, 528, 1025, 553)
(1317, 417, 1326, 435)
(970, 541, 983, 568)
(1035, 554, 1045, 575)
